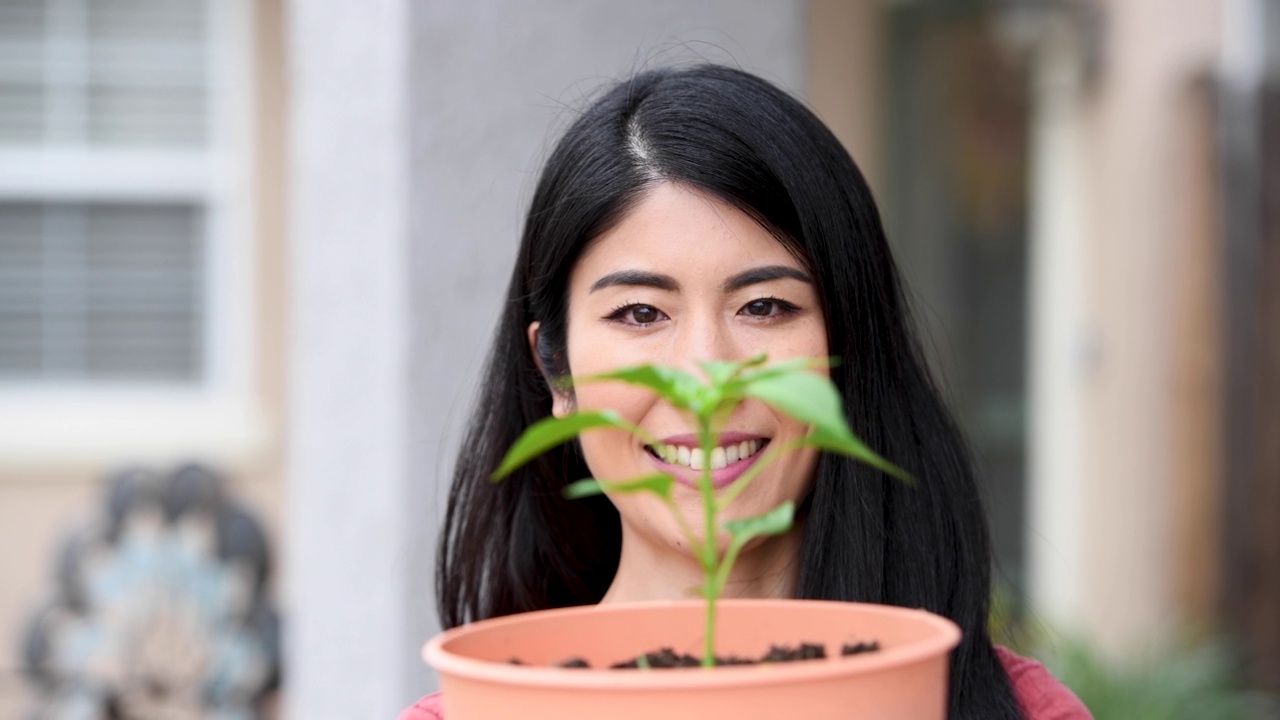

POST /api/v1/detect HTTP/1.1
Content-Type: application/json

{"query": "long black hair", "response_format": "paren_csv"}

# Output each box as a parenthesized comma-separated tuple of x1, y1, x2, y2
(436, 64, 1024, 720)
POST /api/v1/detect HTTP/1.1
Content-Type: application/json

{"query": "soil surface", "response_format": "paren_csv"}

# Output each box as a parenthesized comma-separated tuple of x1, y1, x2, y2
(522, 640, 881, 669)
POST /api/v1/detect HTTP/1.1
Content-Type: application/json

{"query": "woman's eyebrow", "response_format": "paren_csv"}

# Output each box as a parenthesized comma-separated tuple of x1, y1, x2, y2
(589, 270, 680, 293)
(723, 265, 813, 292)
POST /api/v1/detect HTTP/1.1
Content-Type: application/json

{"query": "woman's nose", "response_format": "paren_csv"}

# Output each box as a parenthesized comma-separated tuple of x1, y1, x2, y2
(668, 313, 741, 378)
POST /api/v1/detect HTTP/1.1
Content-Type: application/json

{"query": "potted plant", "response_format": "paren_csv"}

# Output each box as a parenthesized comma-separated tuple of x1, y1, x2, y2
(422, 356, 961, 719)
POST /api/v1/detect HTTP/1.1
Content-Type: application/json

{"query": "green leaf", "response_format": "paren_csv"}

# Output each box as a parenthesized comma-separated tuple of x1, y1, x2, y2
(722, 501, 795, 543)
(700, 357, 771, 387)
(492, 410, 638, 480)
(565, 473, 675, 500)
(707, 399, 742, 439)
(698, 360, 739, 386)
(739, 365, 913, 484)
(582, 365, 705, 410)
(562, 478, 605, 498)
(706, 503, 797, 611)
(740, 369, 848, 441)
(803, 427, 914, 484)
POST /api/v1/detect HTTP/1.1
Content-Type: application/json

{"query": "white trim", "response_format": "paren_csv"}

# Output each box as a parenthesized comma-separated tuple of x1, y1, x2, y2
(0, 388, 271, 463)
(204, 0, 257, 402)
(0, 150, 211, 200)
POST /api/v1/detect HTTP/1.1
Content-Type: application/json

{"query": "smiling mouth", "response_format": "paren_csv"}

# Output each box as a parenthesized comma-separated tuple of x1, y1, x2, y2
(645, 439, 770, 471)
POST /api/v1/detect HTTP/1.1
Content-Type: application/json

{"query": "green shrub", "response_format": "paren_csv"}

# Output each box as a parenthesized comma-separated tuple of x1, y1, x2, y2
(990, 591, 1277, 720)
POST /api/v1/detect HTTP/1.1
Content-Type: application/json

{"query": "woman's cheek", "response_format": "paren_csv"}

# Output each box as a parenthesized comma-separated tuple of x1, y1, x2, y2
(575, 382, 652, 422)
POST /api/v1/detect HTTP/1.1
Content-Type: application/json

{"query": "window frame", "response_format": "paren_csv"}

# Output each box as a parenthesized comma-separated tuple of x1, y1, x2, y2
(0, 0, 262, 462)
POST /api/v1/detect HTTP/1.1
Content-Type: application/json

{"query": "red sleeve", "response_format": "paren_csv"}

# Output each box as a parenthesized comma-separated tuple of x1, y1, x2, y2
(398, 692, 443, 720)
(996, 646, 1093, 719)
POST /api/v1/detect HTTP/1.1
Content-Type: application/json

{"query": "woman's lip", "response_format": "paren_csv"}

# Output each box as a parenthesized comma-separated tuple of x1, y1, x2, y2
(644, 440, 768, 490)
(652, 430, 766, 447)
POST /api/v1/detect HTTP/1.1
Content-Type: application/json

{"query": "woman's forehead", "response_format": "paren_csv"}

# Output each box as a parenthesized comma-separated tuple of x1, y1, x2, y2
(570, 184, 803, 290)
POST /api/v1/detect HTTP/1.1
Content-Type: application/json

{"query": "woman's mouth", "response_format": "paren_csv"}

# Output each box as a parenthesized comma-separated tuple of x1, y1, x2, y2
(644, 434, 770, 489)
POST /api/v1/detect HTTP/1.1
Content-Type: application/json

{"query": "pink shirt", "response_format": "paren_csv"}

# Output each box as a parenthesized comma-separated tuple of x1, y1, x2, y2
(399, 645, 1091, 719)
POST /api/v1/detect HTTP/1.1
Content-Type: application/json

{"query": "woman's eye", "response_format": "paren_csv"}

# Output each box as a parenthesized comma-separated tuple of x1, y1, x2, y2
(607, 304, 667, 326)
(740, 298, 797, 318)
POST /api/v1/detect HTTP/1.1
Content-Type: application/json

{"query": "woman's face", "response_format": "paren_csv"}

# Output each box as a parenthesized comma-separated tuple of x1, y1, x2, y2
(541, 182, 828, 555)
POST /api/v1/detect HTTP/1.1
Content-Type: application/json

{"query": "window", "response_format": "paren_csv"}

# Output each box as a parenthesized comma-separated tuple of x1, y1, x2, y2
(0, 0, 259, 458)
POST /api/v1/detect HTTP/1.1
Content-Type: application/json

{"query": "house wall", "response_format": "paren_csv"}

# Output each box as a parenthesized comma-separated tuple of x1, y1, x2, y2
(1, 1, 1245, 716)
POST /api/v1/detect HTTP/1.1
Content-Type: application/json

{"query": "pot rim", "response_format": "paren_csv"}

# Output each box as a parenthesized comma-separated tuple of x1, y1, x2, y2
(424, 598, 961, 690)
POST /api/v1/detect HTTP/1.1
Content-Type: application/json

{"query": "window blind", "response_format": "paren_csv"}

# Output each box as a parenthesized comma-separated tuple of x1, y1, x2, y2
(0, 0, 208, 147)
(0, 202, 204, 380)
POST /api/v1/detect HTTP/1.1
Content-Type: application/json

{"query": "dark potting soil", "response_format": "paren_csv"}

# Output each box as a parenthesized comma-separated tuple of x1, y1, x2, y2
(534, 640, 880, 670)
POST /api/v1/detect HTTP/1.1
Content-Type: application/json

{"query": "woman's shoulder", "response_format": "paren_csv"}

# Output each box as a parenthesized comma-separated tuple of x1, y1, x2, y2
(398, 692, 443, 720)
(995, 645, 1093, 719)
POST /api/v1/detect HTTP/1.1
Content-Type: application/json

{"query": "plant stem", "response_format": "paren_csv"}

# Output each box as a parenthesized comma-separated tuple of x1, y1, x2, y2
(698, 417, 718, 668)
(708, 535, 748, 604)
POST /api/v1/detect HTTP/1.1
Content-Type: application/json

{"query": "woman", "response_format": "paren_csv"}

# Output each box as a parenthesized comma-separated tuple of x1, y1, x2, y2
(405, 64, 1089, 720)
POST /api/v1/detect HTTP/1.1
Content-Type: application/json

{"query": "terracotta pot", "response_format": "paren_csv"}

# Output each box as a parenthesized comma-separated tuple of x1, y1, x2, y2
(423, 599, 961, 720)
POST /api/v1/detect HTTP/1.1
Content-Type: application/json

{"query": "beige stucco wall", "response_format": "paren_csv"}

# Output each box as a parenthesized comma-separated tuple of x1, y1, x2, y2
(807, 0, 886, 196)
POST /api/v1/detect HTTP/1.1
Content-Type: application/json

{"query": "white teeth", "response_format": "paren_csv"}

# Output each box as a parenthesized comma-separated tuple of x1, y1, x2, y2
(649, 439, 766, 470)
(710, 447, 727, 470)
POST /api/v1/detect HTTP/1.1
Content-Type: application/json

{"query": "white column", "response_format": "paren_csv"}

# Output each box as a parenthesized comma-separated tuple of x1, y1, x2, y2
(1027, 15, 1090, 630)
(287, 1, 415, 718)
